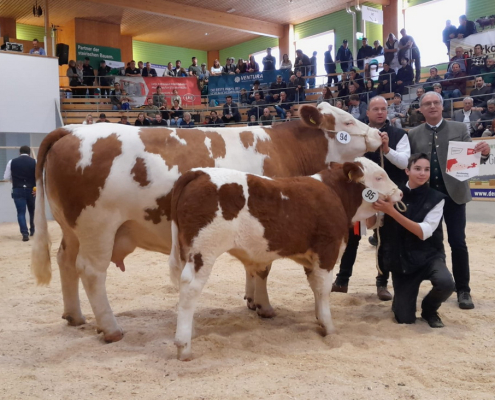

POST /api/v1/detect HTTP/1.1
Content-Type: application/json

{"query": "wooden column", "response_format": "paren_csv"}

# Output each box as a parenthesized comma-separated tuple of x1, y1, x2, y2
(279, 24, 294, 60)
(382, 0, 399, 38)
(120, 35, 133, 64)
(207, 50, 219, 69)
(44, 0, 53, 56)
(0, 17, 17, 38)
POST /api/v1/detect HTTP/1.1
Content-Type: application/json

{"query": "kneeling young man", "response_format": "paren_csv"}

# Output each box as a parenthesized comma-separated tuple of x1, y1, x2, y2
(371, 153, 455, 327)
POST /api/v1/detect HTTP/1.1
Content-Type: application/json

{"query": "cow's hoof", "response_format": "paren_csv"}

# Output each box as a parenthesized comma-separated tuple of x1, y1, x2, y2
(256, 305, 276, 318)
(103, 328, 124, 343)
(175, 340, 192, 361)
(62, 313, 86, 326)
(245, 297, 256, 311)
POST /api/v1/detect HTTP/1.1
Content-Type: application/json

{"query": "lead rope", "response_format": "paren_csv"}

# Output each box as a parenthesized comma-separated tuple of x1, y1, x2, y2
(375, 147, 407, 275)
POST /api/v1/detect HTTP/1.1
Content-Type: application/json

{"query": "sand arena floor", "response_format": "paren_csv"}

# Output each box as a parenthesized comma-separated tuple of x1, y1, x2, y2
(0, 220, 494, 400)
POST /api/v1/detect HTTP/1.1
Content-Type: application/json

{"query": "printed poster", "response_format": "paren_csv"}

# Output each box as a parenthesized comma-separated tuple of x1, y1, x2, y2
(446, 141, 481, 181)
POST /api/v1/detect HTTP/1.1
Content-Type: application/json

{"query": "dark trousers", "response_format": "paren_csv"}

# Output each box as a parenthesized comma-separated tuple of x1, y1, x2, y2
(443, 197, 470, 293)
(391, 257, 455, 324)
(12, 187, 35, 236)
(413, 55, 421, 83)
(222, 115, 240, 124)
(326, 72, 338, 86)
(335, 228, 390, 287)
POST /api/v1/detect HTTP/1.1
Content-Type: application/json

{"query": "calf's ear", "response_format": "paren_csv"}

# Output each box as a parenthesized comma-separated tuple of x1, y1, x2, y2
(343, 162, 364, 182)
(299, 105, 323, 128)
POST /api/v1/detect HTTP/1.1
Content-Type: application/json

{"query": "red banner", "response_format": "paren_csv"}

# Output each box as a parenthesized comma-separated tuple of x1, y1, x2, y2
(114, 76, 201, 106)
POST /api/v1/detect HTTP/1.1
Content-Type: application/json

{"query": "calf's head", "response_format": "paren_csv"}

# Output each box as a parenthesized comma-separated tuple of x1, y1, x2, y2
(300, 103, 382, 162)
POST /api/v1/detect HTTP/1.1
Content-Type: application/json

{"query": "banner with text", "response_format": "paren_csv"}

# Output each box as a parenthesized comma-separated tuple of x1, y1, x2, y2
(449, 30, 495, 59)
(470, 137, 495, 201)
(208, 69, 290, 104)
(114, 76, 201, 106)
(76, 43, 122, 70)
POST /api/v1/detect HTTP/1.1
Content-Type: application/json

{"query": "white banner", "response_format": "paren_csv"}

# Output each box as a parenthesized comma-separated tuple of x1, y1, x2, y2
(449, 29, 495, 59)
(361, 5, 383, 25)
(446, 141, 481, 181)
(470, 137, 495, 201)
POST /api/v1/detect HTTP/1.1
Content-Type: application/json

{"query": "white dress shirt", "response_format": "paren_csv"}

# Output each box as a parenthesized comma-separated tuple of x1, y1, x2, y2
(462, 110, 472, 132)
(384, 133, 411, 170)
(405, 182, 445, 240)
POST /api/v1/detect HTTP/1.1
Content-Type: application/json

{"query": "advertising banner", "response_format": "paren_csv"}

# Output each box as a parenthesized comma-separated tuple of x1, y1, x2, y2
(208, 69, 290, 104)
(470, 137, 495, 201)
(76, 43, 122, 69)
(114, 76, 201, 106)
(449, 29, 495, 59)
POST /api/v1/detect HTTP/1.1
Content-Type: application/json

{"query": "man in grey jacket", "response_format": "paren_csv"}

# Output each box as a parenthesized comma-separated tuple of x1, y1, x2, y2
(453, 97, 484, 137)
(408, 91, 491, 310)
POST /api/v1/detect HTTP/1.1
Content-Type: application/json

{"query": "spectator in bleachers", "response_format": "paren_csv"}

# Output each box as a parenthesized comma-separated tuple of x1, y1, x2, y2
(118, 115, 131, 125)
(83, 113, 93, 125)
(456, 15, 477, 39)
(135, 112, 150, 126)
(120, 90, 131, 110)
(294, 49, 311, 76)
(308, 51, 317, 89)
(247, 55, 260, 73)
(448, 47, 468, 72)
(361, 80, 377, 103)
(178, 67, 189, 77)
(372, 40, 384, 56)
(324, 45, 338, 86)
(97, 60, 112, 93)
(67, 60, 86, 97)
(29, 38, 46, 55)
(171, 89, 182, 107)
(347, 94, 367, 123)
(82, 58, 95, 96)
(209, 111, 225, 127)
(442, 62, 466, 98)
(396, 57, 414, 95)
(357, 38, 374, 71)
(432, 83, 453, 119)
(398, 29, 421, 83)
(262, 48, 276, 71)
(144, 98, 159, 119)
(249, 80, 265, 101)
(199, 63, 210, 81)
(179, 112, 195, 128)
(222, 95, 241, 124)
(470, 76, 493, 113)
(170, 100, 184, 125)
(286, 75, 297, 102)
(142, 62, 157, 77)
(424, 67, 443, 90)
(334, 99, 346, 111)
(275, 91, 293, 120)
(377, 62, 396, 94)
(247, 115, 258, 126)
(239, 88, 249, 105)
(203, 116, 211, 125)
(125, 60, 141, 76)
(210, 59, 224, 76)
(443, 20, 458, 54)
(336, 40, 353, 73)
(408, 87, 426, 127)
(137, 61, 144, 74)
(294, 70, 306, 103)
(279, 54, 293, 72)
(259, 108, 275, 126)
(482, 119, 495, 137)
(284, 110, 293, 122)
(348, 69, 365, 93)
(453, 97, 484, 137)
(163, 62, 175, 77)
(153, 86, 165, 108)
(224, 57, 236, 74)
(247, 92, 266, 120)
(236, 58, 247, 74)
(345, 84, 358, 107)
(267, 74, 287, 104)
(173, 60, 182, 76)
(188, 57, 202, 77)
(387, 93, 408, 128)
(96, 113, 110, 123)
(480, 100, 495, 129)
(317, 86, 333, 105)
(384, 33, 400, 73)
(481, 57, 495, 87)
(337, 73, 349, 98)
(470, 44, 488, 76)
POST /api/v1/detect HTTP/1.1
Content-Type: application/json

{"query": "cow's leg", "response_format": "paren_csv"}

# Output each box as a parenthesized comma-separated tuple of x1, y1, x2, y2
(244, 268, 256, 311)
(76, 229, 123, 343)
(307, 267, 335, 335)
(175, 254, 215, 361)
(254, 264, 276, 318)
(57, 233, 86, 326)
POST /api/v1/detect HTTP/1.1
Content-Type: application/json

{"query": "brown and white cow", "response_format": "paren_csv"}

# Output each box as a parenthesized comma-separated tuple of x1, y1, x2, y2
(169, 158, 402, 360)
(31, 103, 382, 342)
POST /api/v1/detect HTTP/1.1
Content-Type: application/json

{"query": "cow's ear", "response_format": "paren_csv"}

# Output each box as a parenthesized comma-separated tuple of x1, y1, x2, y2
(343, 162, 364, 182)
(299, 105, 323, 128)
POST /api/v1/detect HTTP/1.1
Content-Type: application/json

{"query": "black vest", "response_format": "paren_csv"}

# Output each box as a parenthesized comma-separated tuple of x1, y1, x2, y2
(11, 155, 36, 189)
(380, 184, 446, 275)
(364, 121, 408, 186)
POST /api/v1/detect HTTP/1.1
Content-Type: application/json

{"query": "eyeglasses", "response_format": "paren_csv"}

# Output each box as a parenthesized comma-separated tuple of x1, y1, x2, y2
(422, 101, 442, 108)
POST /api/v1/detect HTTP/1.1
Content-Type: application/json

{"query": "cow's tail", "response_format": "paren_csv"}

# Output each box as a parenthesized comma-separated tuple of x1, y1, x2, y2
(169, 170, 204, 289)
(31, 128, 71, 285)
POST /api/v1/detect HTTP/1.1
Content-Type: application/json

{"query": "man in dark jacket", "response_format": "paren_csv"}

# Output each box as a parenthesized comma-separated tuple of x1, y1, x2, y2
(97, 60, 112, 93)
(82, 57, 95, 96)
(377, 62, 396, 94)
(294, 49, 311, 76)
(142, 62, 157, 77)
(336, 39, 353, 72)
(3, 146, 36, 241)
(396, 57, 414, 95)
(470, 76, 493, 113)
(373, 153, 454, 327)
(357, 38, 374, 71)
(221, 95, 241, 124)
(456, 15, 477, 39)
(267, 75, 287, 104)
(262, 47, 276, 71)
(442, 20, 458, 53)
(324, 44, 338, 86)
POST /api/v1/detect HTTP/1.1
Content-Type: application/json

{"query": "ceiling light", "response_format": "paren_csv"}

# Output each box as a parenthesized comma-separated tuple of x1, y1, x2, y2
(227, 8, 236, 13)
(205, 33, 208, 36)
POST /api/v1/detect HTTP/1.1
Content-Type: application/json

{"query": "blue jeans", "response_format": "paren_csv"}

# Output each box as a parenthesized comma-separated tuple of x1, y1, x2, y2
(12, 187, 35, 236)
(443, 89, 462, 99)
(274, 106, 287, 119)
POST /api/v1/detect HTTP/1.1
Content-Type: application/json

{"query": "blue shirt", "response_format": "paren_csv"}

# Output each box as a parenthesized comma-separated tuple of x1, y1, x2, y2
(29, 47, 46, 56)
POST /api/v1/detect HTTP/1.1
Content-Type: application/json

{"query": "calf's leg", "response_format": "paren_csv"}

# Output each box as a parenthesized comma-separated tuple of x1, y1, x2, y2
(244, 269, 256, 311)
(307, 267, 335, 335)
(254, 265, 276, 318)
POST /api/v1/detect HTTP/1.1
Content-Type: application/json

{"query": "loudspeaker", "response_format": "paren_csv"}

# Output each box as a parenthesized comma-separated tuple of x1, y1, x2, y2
(56, 43, 69, 66)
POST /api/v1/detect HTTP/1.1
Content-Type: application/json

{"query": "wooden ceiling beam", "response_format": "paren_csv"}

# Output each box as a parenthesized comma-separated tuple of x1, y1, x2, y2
(83, 0, 284, 38)
(366, 0, 391, 6)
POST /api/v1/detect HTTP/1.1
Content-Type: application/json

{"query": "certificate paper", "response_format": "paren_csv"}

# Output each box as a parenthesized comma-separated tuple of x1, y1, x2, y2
(446, 141, 481, 181)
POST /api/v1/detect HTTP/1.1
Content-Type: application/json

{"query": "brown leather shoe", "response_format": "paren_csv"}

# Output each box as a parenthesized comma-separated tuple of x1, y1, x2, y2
(331, 283, 348, 293)
(377, 286, 393, 301)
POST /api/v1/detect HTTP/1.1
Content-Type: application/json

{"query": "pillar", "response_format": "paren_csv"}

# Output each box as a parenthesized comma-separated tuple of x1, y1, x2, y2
(279, 24, 295, 60)
(383, 0, 399, 38)
(207, 50, 219, 68)
(0, 17, 17, 39)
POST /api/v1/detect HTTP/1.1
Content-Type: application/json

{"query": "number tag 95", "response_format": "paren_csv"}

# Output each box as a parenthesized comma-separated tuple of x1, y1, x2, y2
(336, 131, 351, 144)
(362, 188, 379, 203)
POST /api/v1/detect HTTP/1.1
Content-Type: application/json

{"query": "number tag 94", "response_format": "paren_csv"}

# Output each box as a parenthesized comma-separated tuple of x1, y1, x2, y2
(362, 188, 379, 203)
(336, 131, 351, 144)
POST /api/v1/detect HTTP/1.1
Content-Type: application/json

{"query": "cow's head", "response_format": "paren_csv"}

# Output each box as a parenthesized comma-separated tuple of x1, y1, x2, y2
(344, 157, 403, 222)
(299, 103, 382, 163)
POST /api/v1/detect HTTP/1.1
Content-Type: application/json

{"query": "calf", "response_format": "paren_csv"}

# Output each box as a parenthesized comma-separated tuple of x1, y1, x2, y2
(169, 158, 402, 360)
